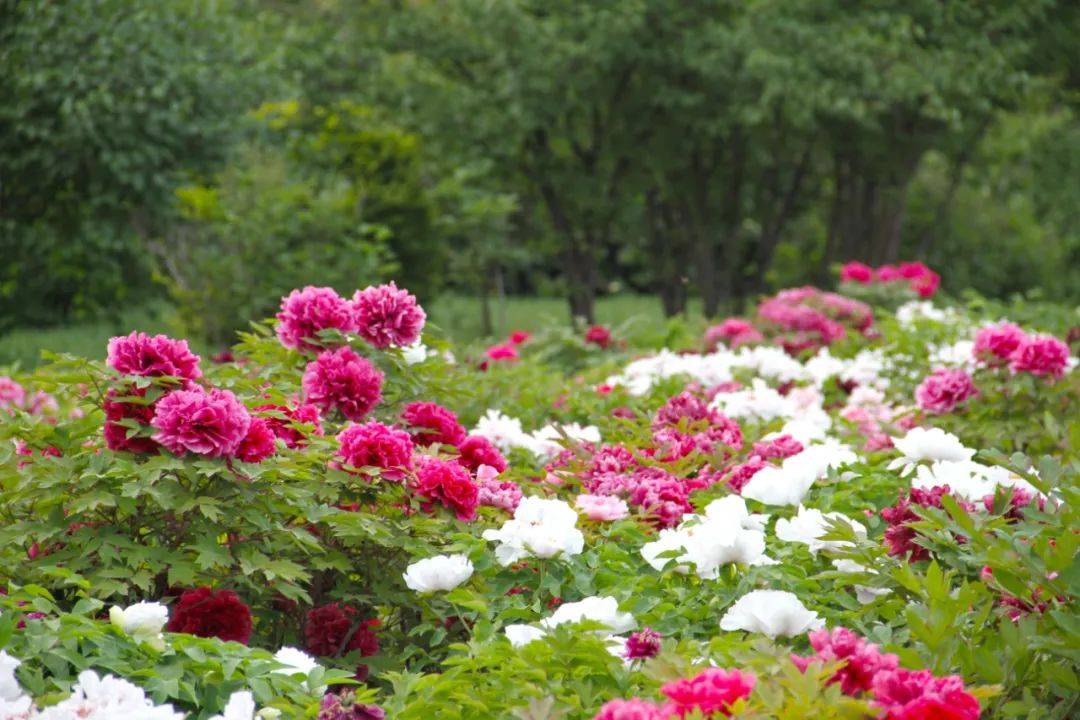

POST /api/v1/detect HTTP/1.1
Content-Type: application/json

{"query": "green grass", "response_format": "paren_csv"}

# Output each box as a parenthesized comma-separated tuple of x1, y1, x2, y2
(0, 295, 714, 369)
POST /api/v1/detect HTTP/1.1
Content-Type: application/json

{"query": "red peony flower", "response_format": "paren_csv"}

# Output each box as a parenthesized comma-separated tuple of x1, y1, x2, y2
(624, 628, 662, 660)
(1009, 334, 1070, 378)
(152, 387, 251, 458)
(412, 457, 479, 521)
(585, 325, 613, 349)
(660, 667, 756, 718)
(302, 347, 384, 421)
(103, 386, 160, 454)
(352, 282, 426, 349)
(236, 417, 277, 463)
(591, 699, 667, 720)
(400, 401, 466, 447)
(305, 603, 379, 658)
(336, 421, 414, 480)
(915, 368, 977, 415)
(508, 330, 531, 345)
(872, 668, 980, 720)
(456, 434, 507, 473)
(484, 343, 519, 362)
(276, 286, 356, 351)
(840, 261, 874, 284)
(107, 331, 202, 380)
(790, 627, 898, 696)
(167, 587, 252, 644)
(973, 323, 1026, 363)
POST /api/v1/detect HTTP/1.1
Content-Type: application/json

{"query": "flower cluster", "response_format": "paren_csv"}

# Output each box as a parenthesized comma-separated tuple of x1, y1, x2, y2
(840, 260, 941, 298)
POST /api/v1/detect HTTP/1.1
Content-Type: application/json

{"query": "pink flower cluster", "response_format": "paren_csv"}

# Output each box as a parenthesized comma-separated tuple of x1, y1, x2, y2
(302, 347, 384, 421)
(336, 421, 414, 480)
(255, 402, 323, 448)
(791, 627, 899, 695)
(651, 391, 743, 462)
(915, 368, 977, 415)
(1, 376, 58, 416)
(107, 331, 202, 380)
(476, 464, 523, 512)
(872, 668, 980, 720)
(757, 287, 873, 355)
(593, 667, 755, 719)
(973, 323, 1070, 378)
(881, 485, 972, 562)
(275, 282, 425, 352)
(703, 318, 764, 351)
(152, 387, 251, 458)
(412, 456, 479, 521)
(840, 260, 941, 298)
(401, 401, 467, 447)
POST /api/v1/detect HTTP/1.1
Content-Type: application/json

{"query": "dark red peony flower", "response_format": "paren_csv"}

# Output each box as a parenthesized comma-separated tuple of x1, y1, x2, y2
(624, 628, 662, 660)
(236, 417, 277, 463)
(305, 603, 380, 658)
(167, 587, 252, 644)
(456, 434, 507, 473)
(585, 325, 613, 349)
(412, 457, 479, 521)
(103, 386, 160, 454)
(400, 401, 466, 447)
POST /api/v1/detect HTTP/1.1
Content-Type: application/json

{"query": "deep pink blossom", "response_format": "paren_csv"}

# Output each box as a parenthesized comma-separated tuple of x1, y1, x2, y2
(318, 692, 385, 720)
(0, 376, 26, 411)
(790, 627, 898, 695)
(457, 434, 507, 473)
(915, 368, 977, 415)
(840, 261, 874, 284)
(351, 282, 426, 349)
(152, 388, 251, 458)
(302, 347, 384, 421)
(872, 668, 980, 720)
(973, 323, 1026, 363)
(881, 486, 971, 561)
(485, 343, 519, 362)
(752, 434, 804, 460)
(337, 421, 414, 480)
(103, 387, 159, 454)
(725, 456, 767, 493)
(1009, 334, 1070, 378)
(624, 628, 662, 660)
(275, 286, 356, 351)
(628, 468, 692, 528)
(476, 464, 522, 512)
(509, 330, 531, 344)
(591, 699, 667, 720)
(412, 457, 479, 521)
(876, 265, 901, 282)
(107, 331, 202, 379)
(255, 403, 323, 448)
(704, 319, 764, 350)
(586, 325, 613, 349)
(401, 401, 467, 447)
(236, 417, 277, 463)
(660, 667, 756, 718)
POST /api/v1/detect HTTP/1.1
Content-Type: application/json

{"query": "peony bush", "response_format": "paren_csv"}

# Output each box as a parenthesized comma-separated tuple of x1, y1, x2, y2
(1, 271, 1077, 719)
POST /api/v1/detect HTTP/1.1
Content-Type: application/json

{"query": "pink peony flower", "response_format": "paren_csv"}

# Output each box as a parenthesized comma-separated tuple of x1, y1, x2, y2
(255, 402, 323, 448)
(660, 667, 756, 718)
(752, 434, 804, 460)
(624, 628, 662, 660)
(412, 457, 479, 521)
(1009, 334, 1070, 378)
(152, 388, 251, 458)
(336, 421, 414, 480)
(592, 699, 667, 720)
(973, 323, 1026, 363)
(875, 265, 902, 282)
(585, 325, 613, 349)
(840, 261, 874, 284)
(898, 262, 940, 298)
(400, 401, 466, 447)
(629, 468, 692, 528)
(725, 456, 767, 493)
(302, 347, 384, 421)
(509, 330, 531, 345)
(103, 387, 160, 454)
(275, 286, 356, 351)
(790, 627, 898, 696)
(456, 434, 507, 473)
(484, 343, 519, 362)
(704, 319, 764, 350)
(915, 368, 977, 415)
(352, 282, 426, 349)
(476, 464, 523, 512)
(236, 417, 277, 463)
(107, 331, 202, 379)
(575, 494, 630, 521)
(872, 668, 980, 720)
(0, 376, 26, 411)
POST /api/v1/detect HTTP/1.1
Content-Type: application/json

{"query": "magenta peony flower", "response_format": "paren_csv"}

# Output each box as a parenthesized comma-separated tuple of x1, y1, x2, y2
(915, 368, 977, 415)
(0, 376, 26, 411)
(660, 667, 756, 718)
(1009, 334, 1070, 378)
(508, 330, 531, 345)
(352, 282, 426, 349)
(456, 434, 507, 473)
(412, 456, 479, 521)
(624, 628, 662, 660)
(318, 691, 385, 720)
(302, 347, 384, 421)
(476, 464, 523, 512)
(152, 387, 251, 458)
(973, 323, 1026, 363)
(881, 486, 972, 562)
(586, 325, 613, 349)
(704, 318, 764, 350)
(275, 286, 356, 351)
(592, 699, 667, 720)
(167, 587, 252, 644)
(484, 343, 519, 363)
(103, 387, 159, 454)
(790, 626, 898, 696)
(628, 468, 692, 528)
(107, 331, 202, 379)
(236, 417, 277, 463)
(840, 261, 874, 284)
(752, 434, 804, 460)
(336, 421, 414, 480)
(400, 401, 466, 447)
(872, 668, 980, 720)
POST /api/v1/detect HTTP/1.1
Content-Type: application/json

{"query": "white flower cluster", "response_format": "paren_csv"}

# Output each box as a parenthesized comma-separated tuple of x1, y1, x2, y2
(504, 596, 635, 655)
(403, 554, 475, 593)
(718, 590, 823, 638)
(740, 439, 858, 506)
(641, 497, 773, 578)
(483, 497, 585, 565)
(472, 410, 600, 459)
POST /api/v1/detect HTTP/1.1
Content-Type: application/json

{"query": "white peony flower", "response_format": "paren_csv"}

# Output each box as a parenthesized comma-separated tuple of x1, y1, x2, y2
(889, 427, 975, 475)
(109, 601, 168, 650)
(401, 341, 429, 365)
(774, 505, 867, 554)
(504, 624, 546, 648)
(803, 349, 846, 387)
(403, 554, 474, 593)
(472, 410, 531, 453)
(483, 497, 585, 565)
(527, 423, 601, 458)
(0, 651, 32, 719)
(209, 691, 255, 720)
(272, 647, 320, 677)
(832, 559, 892, 604)
(34, 670, 184, 720)
(741, 440, 855, 506)
(719, 590, 823, 638)
(896, 300, 948, 327)
(642, 497, 773, 578)
(710, 379, 794, 422)
(540, 596, 635, 634)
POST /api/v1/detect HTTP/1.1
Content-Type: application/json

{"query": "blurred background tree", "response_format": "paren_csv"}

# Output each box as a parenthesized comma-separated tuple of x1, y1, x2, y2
(1, 0, 1077, 343)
